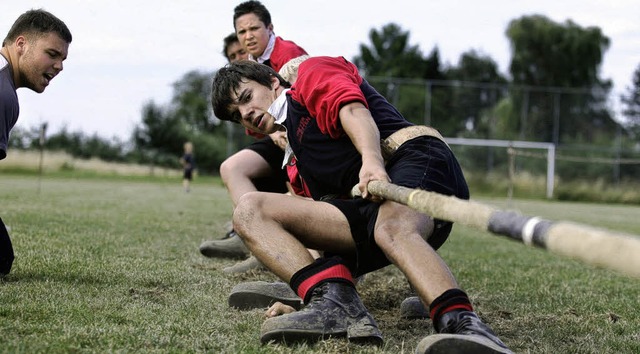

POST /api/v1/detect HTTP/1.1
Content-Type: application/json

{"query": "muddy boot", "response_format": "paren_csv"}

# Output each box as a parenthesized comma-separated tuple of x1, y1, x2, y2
(198, 231, 249, 259)
(228, 281, 302, 310)
(400, 296, 429, 319)
(415, 310, 513, 354)
(260, 282, 383, 346)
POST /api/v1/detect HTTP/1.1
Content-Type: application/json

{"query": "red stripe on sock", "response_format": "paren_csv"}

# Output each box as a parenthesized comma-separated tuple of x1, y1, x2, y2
(297, 264, 353, 301)
(430, 303, 473, 320)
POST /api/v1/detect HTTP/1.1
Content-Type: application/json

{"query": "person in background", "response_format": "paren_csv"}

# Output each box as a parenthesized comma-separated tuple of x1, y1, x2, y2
(180, 141, 195, 193)
(221, 32, 248, 63)
(199, 0, 308, 274)
(0, 9, 72, 277)
(197, 2, 316, 315)
(233, 0, 308, 74)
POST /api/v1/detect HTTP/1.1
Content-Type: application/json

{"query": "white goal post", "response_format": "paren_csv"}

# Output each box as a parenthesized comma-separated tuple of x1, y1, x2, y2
(446, 137, 556, 199)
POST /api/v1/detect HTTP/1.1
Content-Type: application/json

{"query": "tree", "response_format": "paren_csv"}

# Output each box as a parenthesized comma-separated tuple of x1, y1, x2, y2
(506, 15, 615, 144)
(621, 62, 640, 135)
(351, 23, 511, 136)
(353, 23, 452, 128)
(132, 100, 186, 167)
(131, 70, 230, 174)
(7, 125, 39, 149)
(353, 23, 427, 78)
(171, 70, 218, 133)
(444, 50, 508, 137)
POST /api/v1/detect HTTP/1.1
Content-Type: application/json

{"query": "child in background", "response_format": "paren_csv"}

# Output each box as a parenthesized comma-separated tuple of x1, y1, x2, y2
(180, 141, 195, 192)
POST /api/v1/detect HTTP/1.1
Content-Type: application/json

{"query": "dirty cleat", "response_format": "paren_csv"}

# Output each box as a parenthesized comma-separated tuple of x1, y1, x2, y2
(223, 255, 265, 274)
(228, 281, 302, 310)
(199, 230, 249, 259)
(400, 296, 429, 319)
(416, 310, 513, 354)
(260, 282, 383, 346)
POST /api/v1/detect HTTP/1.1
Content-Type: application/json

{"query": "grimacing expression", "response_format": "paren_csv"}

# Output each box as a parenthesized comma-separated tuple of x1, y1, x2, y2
(18, 32, 69, 93)
(226, 41, 248, 63)
(234, 13, 272, 58)
(232, 77, 280, 135)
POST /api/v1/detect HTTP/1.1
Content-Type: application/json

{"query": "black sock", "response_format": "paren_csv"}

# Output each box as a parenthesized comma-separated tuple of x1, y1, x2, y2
(289, 256, 353, 303)
(429, 288, 474, 332)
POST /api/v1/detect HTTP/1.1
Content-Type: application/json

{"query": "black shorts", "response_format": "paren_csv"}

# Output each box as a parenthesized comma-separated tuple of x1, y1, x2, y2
(323, 136, 469, 277)
(183, 169, 193, 180)
(244, 137, 288, 194)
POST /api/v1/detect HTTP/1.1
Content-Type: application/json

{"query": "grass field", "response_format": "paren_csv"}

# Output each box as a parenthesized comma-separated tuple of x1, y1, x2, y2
(1, 175, 639, 353)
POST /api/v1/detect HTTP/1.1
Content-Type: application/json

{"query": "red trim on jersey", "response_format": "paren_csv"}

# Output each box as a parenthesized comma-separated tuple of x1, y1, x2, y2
(286, 160, 311, 197)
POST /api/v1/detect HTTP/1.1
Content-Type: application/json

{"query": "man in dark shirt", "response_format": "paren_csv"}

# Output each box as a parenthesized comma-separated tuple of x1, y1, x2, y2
(210, 57, 513, 353)
(0, 9, 72, 276)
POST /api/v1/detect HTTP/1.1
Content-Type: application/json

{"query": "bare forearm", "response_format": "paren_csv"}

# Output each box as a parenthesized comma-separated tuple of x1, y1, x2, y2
(339, 102, 389, 198)
(339, 102, 383, 165)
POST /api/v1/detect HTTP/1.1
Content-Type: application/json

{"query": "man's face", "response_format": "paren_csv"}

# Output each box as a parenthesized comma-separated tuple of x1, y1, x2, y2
(18, 32, 69, 93)
(226, 41, 248, 63)
(234, 13, 272, 58)
(231, 77, 279, 135)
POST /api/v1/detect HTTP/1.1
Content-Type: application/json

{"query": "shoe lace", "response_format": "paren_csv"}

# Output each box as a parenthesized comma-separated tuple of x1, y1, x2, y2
(448, 315, 478, 335)
(307, 284, 328, 305)
(443, 313, 508, 349)
(443, 313, 492, 336)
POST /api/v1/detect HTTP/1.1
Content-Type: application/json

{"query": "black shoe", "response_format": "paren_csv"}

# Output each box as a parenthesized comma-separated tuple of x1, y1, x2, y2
(260, 282, 383, 346)
(416, 310, 513, 353)
(228, 281, 302, 310)
(400, 296, 429, 319)
(222, 255, 265, 274)
(198, 231, 249, 259)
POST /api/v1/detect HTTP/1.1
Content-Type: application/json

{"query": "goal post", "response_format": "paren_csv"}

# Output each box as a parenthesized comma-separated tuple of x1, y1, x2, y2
(446, 137, 556, 199)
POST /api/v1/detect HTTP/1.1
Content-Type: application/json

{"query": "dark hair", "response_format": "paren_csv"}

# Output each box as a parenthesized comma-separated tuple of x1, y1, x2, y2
(211, 60, 290, 122)
(3, 9, 72, 47)
(222, 32, 240, 60)
(233, 0, 272, 29)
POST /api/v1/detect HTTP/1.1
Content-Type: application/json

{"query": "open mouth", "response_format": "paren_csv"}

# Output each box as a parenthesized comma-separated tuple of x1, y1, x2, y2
(253, 114, 264, 128)
(246, 41, 257, 50)
(43, 73, 54, 84)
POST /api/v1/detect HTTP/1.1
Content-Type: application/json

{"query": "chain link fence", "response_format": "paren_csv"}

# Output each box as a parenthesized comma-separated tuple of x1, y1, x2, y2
(365, 77, 640, 189)
(224, 77, 640, 196)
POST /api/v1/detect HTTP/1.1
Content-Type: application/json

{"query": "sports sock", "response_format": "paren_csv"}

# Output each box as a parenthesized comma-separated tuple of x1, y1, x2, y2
(429, 288, 474, 332)
(289, 256, 353, 303)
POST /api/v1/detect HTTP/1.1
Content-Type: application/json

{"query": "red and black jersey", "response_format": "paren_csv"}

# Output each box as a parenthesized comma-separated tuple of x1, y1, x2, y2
(265, 36, 307, 73)
(284, 56, 412, 200)
(246, 36, 308, 139)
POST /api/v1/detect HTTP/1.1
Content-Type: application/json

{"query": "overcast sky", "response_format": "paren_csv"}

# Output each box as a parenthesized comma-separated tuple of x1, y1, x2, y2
(2, 0, 639, 140)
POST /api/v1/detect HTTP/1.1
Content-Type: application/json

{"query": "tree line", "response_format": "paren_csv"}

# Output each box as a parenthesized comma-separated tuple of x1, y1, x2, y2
(9, 14, 640, 176)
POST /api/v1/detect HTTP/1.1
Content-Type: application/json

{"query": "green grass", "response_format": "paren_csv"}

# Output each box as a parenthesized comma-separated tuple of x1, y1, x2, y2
(1, 175, 639, 353)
